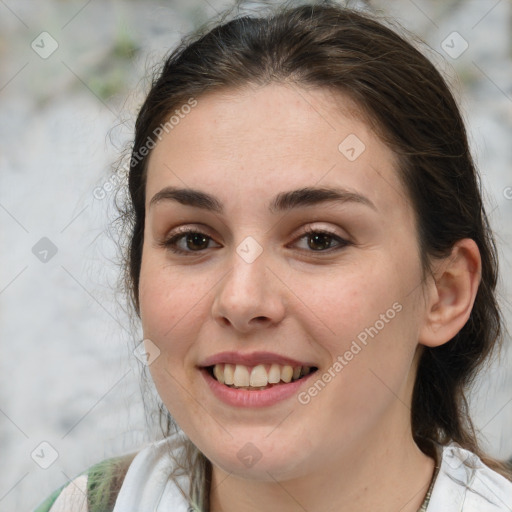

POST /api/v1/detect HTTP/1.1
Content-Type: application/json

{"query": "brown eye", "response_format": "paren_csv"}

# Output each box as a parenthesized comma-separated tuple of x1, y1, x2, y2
(160, 227, 349, 256)
(161, 229, 219, 255)
(182, 232, 210, 251)
(306, 232, 334, 251)
(293, 228, 349, 253)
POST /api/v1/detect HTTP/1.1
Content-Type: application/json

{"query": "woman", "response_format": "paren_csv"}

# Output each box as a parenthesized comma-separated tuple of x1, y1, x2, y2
(35, 1, 512, 510)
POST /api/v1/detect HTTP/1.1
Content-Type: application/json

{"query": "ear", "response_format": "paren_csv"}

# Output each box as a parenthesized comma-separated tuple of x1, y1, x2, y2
(418, 238, 482, 348)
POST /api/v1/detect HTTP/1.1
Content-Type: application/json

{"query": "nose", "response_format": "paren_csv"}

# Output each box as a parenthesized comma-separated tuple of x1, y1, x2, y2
(211, 246, 286, 333)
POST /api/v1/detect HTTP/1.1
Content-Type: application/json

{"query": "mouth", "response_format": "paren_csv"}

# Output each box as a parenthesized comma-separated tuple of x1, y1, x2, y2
(205, 363, 318, 391)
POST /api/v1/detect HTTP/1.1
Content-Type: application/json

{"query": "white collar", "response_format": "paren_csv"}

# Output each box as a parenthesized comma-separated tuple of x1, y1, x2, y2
(427, 442, 512, 510)
(113, 434, 193, 512)
(113, 436, 512, 511)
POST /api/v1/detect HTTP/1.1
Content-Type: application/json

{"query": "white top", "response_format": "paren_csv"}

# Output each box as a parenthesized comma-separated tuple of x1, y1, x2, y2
(427, 443, 512, 510)
(50, 436, 512, 511)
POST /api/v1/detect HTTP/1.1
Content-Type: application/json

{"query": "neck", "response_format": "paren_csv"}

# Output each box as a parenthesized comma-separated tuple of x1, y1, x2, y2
(208, 426, 435, 512)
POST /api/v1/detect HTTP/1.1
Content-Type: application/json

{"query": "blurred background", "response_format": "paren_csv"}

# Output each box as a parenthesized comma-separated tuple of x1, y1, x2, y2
(1, 0, 511, 510)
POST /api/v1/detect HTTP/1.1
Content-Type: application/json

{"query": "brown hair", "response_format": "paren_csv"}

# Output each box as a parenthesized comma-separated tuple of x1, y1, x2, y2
(115, 0, 512, 482)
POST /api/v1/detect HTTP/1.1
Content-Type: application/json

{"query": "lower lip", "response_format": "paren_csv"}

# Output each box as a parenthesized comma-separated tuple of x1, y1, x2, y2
(200, 368, 316, 408)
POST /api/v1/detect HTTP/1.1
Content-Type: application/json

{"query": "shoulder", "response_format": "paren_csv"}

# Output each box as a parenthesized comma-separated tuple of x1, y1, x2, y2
(33, 451, 138, 512)
(112, 433, 204, 511)
(428, 442, 512, 511)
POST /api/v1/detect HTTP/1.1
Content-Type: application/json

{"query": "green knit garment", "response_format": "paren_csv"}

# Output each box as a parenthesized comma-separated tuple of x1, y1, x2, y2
(33, 452, 136, 512)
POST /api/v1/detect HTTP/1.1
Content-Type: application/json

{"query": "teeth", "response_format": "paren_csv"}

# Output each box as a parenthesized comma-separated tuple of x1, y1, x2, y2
(268, 364, 281, 384)
(224, 364, 235, 385)
(213, 364, 225, 384)
(281, 365, 293, 383)
(250, 365, 268, 387)
(211, 363, 313, 388)
(233, 365, 250, 387)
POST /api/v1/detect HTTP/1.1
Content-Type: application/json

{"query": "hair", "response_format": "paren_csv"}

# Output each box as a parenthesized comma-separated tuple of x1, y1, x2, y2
(113, 0, 512, 491)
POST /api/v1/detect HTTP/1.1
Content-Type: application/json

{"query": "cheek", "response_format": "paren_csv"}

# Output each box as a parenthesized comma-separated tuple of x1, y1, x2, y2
(139, 252, 205, 343)
(305, 263, 403, 343)
(138, 270, 203, 410)
(138, 256, 206, 418)
(308, 260, 420, 389)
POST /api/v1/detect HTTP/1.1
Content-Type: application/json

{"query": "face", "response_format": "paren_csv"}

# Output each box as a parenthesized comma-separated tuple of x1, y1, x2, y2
(139, 83, 428, 481)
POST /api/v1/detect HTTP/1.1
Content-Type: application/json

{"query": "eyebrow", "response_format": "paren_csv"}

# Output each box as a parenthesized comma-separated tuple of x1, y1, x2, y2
(149, 185, 377, 214)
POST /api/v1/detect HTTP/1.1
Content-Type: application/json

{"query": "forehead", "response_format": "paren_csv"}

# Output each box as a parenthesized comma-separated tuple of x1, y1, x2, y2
(145, 83, 410, 219)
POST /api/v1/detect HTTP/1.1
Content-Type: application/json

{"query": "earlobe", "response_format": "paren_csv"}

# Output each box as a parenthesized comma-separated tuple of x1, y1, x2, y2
(418, 239, 482, 348)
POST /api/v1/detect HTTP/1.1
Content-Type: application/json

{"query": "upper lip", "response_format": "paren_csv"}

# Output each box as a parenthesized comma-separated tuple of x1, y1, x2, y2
(199, 351, 317, 368)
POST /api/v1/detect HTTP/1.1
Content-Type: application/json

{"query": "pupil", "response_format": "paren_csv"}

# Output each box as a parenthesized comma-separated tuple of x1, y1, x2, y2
(187, 233, 208, 250)
(309, 233, 331, 251)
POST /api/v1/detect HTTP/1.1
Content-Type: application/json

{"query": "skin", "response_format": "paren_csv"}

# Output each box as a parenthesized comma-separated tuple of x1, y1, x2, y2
(138, 82, 481, 512)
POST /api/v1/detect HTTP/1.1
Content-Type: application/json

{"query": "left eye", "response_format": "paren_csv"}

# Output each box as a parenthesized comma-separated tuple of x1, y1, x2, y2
(161, 228, 349, 255)
(293, 229, 349, 252)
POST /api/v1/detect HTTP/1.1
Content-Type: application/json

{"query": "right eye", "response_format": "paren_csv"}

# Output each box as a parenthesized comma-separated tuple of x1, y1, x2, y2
(160, 228, 220, 255)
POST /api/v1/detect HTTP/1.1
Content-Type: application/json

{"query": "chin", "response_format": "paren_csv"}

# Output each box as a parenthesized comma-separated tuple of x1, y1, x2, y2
(209, 452, 308, 481)
(193, 429, 313, 481)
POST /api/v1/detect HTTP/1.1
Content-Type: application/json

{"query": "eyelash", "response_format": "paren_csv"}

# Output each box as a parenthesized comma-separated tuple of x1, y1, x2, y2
(160, 226, 350, 256)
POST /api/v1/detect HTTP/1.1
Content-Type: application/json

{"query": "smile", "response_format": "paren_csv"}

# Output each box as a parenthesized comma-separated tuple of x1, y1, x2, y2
(199, 355, 318, 407)
(208, 363, 315, 390)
